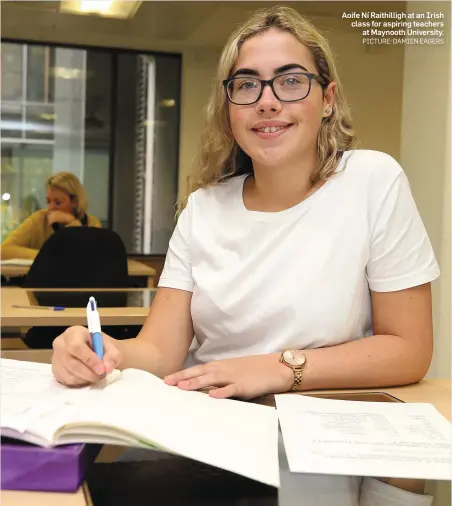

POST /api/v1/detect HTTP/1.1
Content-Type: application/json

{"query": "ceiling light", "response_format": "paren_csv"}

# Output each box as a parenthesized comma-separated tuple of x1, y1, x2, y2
(80, 0, 112, 14)
(60, 0, 141, 19)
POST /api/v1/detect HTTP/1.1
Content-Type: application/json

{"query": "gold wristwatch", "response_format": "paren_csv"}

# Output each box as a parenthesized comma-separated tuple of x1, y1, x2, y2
(280, 349, 306, 391)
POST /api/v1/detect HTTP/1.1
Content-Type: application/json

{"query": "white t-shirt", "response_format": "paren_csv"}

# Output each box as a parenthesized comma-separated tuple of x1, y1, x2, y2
(158, 150, 439, 367)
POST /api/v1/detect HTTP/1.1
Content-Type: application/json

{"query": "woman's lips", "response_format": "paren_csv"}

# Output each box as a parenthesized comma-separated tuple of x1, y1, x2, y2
(252, 124, 293, 139)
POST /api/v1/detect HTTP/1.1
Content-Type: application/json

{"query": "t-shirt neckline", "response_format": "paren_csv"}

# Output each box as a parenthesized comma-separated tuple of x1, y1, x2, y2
(236, 151, 351, 221)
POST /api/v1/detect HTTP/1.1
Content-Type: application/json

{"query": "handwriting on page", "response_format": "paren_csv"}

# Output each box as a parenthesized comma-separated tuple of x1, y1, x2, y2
(1, 359, 89, 432)
(0, 359, 86, 396)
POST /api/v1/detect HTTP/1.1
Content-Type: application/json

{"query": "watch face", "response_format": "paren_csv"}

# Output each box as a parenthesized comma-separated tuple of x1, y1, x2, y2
(283, 349, 306, 366)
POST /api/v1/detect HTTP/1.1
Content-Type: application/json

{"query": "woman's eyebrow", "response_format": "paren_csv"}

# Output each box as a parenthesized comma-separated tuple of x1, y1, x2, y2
(232, 67, 260, 78)
(275, 63, 309, 74)
(232, 63, 310, 78)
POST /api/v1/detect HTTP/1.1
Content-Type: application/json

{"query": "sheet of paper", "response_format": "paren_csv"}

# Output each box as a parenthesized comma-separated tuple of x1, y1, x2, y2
(1, 258, 34, 266)
(276, 394, 452, 481)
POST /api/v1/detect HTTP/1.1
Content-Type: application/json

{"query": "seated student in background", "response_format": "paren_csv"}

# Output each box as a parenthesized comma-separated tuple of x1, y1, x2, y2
(52, 6, 438, 506)
(1, 171, 101, 260)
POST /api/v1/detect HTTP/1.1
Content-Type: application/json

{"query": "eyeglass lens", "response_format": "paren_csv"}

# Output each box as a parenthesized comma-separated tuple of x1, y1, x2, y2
(227, 74, 311, 104)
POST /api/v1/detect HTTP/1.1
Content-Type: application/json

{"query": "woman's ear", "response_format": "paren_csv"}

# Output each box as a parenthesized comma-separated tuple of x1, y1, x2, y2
(323, 81, 336, 118)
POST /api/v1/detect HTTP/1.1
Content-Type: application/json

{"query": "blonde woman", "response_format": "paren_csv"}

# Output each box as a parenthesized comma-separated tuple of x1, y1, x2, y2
(1, 171, 101, 260)
(52, 7, 438, 504)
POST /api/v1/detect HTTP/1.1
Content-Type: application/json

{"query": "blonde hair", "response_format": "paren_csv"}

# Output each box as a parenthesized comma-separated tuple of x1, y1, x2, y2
(178, 5, 357, 211)
(46, 171, 88, 217)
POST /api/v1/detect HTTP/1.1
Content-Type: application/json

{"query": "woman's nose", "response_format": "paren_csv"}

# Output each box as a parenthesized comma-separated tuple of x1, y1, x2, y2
(47, 203, 56, 211)
(256, 85, 282, 113)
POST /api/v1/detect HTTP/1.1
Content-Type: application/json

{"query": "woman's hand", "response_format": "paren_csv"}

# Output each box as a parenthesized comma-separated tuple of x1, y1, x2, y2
(164, 354, 293, 400)
(52, 326, 122, 387)
(47, 210, 76, 226)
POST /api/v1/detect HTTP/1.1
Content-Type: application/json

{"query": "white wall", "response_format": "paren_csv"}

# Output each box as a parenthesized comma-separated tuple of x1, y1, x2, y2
(400, 3, 451, 502)
(178, 48, 221, 191)
(400, 1, 451, 380)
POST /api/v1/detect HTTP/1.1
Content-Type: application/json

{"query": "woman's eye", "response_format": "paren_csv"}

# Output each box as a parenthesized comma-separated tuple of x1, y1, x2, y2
(238, 80, 257, 90)
(283, 76, 300, 86)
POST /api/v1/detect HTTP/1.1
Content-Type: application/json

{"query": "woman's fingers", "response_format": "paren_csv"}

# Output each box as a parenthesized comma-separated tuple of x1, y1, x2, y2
(164, 365, 209, 386)
(209, 384, 238, 399)
(63, 355, 102, 384)
(53, 355, 91, 387)
(176, 372, 229, 391)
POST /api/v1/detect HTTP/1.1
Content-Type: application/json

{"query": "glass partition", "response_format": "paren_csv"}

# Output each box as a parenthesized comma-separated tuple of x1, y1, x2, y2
(1, 41, 181, 254)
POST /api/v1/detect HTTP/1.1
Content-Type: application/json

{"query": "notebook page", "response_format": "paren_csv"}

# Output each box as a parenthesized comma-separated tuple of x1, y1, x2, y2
(59, 368, 280, 487)
(276, 394, 452, 481)
(0, 359, 90, 437)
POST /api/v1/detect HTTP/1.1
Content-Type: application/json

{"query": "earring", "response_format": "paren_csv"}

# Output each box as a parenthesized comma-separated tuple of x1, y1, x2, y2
(325, 108, 331, 115)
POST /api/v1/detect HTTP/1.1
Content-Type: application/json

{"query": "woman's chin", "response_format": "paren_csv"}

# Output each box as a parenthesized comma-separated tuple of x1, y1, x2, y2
(250, 151, 294, 170)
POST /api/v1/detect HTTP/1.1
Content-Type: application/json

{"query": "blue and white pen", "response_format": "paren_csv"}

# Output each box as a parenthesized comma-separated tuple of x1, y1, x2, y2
(86, 297, 104, 359)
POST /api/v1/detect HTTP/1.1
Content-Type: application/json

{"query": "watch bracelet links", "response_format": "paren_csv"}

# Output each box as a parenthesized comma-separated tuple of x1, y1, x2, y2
(290, 367, 304, 391)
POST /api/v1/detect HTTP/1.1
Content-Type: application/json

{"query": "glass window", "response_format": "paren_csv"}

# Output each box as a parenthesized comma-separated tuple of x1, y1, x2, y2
(1, 41, 181, 254)
(26, 45, 55, 103)
(1, 42, 112, 240)
(111, 52, 181, 254)
(1, 43, 23, 102)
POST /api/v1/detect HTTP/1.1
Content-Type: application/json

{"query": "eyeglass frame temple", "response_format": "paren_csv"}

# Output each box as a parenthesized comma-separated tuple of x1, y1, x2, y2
(222, 72, 329, 105)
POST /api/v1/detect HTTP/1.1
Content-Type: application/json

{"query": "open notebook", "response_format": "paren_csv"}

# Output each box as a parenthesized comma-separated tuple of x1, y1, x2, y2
(0, 359, 279, 487)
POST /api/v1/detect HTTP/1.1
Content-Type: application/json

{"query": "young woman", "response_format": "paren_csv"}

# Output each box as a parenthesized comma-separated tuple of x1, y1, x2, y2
(1, 171, 101, 260)
(51, 6, 438, 505)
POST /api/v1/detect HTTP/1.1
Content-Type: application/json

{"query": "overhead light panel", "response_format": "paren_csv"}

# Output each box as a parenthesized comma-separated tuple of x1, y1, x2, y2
(60, 0, 141, 19)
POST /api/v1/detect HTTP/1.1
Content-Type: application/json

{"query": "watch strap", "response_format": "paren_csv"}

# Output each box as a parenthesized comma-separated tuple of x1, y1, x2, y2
(290, 366, 304, 391)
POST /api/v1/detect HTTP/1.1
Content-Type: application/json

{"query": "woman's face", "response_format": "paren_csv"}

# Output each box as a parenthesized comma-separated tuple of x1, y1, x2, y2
(228, 28, 335, 170)
(46, 187, 74, 214)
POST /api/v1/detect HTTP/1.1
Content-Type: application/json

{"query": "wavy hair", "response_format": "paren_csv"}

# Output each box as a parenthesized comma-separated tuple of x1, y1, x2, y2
(178, 5, 357, 211)
(46, 171, 88, 217)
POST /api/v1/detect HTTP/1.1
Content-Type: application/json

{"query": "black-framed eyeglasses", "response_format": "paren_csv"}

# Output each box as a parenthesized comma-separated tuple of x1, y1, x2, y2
(223, 72, 328, 106)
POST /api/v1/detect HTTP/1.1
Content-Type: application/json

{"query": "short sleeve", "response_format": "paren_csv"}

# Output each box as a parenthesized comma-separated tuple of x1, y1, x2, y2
(158, 196, 194, 292)
(366, 170, 440, 292)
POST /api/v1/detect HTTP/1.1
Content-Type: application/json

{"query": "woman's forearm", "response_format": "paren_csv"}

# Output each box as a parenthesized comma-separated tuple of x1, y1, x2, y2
(300, 333, 432, 391)
(112, 336, 185, 378)
(1, 244, 38, 260)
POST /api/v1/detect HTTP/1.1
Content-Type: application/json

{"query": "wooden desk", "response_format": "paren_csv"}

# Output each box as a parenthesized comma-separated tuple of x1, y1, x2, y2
(1, 259, 156, 288)
(1, 484, 92, 506)
(2, 349, 450, 505)
(126, 260, 156, 288)
(1, 287, 154, 327)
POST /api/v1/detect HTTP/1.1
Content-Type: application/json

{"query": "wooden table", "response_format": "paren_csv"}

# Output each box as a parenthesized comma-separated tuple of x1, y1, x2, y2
(126, 260, 156, 288)
(1, 259, 156, 288)
(1, 287, 154, 327)
(1, 484, 92, 506)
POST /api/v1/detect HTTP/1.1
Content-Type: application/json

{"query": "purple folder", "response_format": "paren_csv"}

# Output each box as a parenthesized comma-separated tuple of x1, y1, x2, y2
(1, 440, 100, 492)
